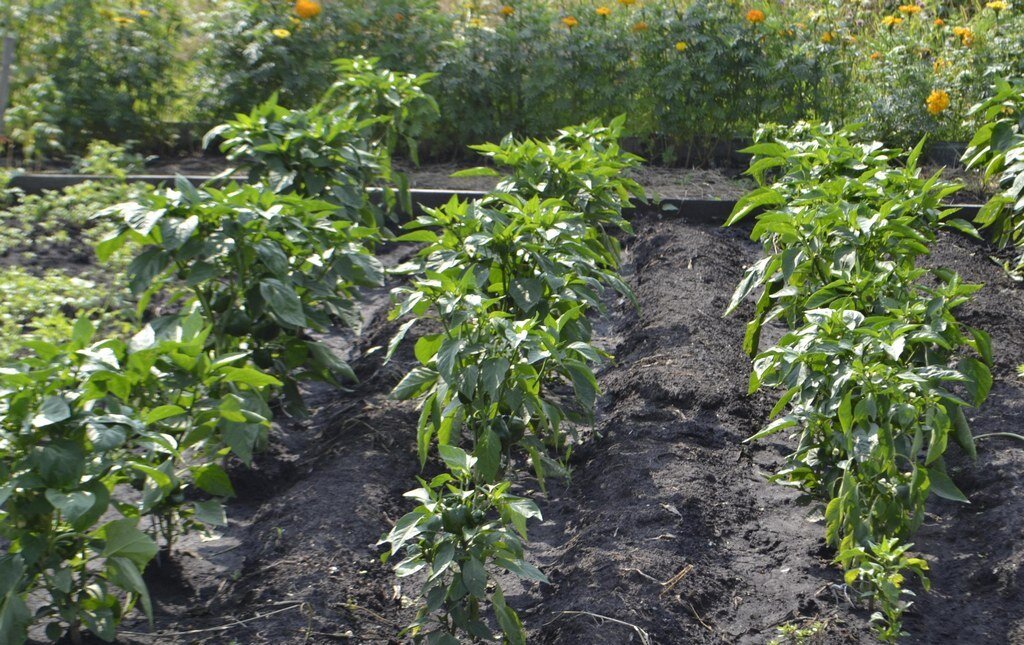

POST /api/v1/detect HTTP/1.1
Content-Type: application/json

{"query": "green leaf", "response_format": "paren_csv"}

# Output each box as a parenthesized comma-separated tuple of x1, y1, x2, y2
(0, 589, 31, 645)
(106, 556, 153, 622)
(438, 444, 475, 474)
(193, 499, 228, 527)
(492, 587, 526, 645)
(509, 278, 544, 313)
(927, 466, 969, 503)
(307, 341, 357, 382)
(958, 357, 992, 407)
(391, 367, 438, 400)
(259, 278, 307, 328)
(98, 520, 159, 570)
(950, 405, 977, 461)
(46, 487, 103, 527)
(146, 405, 186, 424)
(476, 428, 502, 483)
(32, 396, 71, 428)
(218, 366, 284, 388)
(462, 557, 487, 599)
(192, 464, 236, 497)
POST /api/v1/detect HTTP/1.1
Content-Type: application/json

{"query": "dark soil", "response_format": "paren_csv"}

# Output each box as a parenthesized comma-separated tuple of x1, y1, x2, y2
(66, 214, 1024, 644)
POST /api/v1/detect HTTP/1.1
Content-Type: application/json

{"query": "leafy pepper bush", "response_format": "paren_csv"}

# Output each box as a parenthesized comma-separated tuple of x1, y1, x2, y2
(381, 119, 642, 643)
(0, 314, 276, 644)
(727, 123, 991, 641)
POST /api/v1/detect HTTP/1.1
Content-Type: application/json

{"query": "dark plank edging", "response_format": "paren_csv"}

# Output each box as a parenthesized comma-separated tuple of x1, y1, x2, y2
(7, 173, 982, 225)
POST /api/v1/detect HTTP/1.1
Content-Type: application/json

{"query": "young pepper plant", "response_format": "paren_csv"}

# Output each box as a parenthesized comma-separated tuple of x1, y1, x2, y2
(378, 446, 544, 645)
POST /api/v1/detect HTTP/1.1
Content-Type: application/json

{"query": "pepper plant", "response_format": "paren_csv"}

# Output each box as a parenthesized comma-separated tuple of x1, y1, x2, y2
(963, 78, 1024, 278)
(727, 123, 991, 642)
(206, 56, 437, 227)
(379, 446, 545, 645)
(381, 120, 641, 642)
(98, 180, 382, 415)
(0, 313, 276, 643)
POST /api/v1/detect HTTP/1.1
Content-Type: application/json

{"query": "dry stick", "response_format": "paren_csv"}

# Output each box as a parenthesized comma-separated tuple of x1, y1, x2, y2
(686, 601, 715, 634)
(119, 603, 304, 637)
(554, 611, 652, 645)
(660, 563, 694, 596)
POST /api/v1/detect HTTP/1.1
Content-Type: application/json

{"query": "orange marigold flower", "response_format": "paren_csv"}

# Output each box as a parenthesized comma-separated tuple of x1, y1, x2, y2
(295, 0, 321, 19)
(870, 51, 882, 60)
(500, 5, 514, 16)
(746, 9, 765, 23)
(926, 89, 950, 115)
(898, 4, 922, 14)
(596, 6, 611, 16)
(632, 20, 648, 31)
(934, 18, 945, 26)
(562, 15, 578, 28)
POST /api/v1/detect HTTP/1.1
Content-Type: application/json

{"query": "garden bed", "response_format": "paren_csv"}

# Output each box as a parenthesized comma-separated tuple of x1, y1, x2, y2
(84, 211, 1024, 644)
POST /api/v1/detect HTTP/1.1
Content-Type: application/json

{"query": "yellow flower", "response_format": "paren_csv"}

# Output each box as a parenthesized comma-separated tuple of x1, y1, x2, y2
(596, 6, 611, 16)
(468, 17, 483, 27)
(294, 0, 321, 20)
(898, 4, 922, 14)
(632, 21, 648, 32)
(562, 15, 578, 28)
(952, 26, 974, 46)
(112, 16, 135, 25)
(882, 15, 903, 27)
(934, 18, 945, 26)
(746, 9, 766, 23)
(986, 0, 1009, 10)
(926, 89, 950, 115)
(500, 5, 515, 16)
(136, 9, 152, 17)
(617, 0, 636, 6)
(820, 30, 835, 43)
(675, 41, 688, 51)
(273, 28, 291, 38)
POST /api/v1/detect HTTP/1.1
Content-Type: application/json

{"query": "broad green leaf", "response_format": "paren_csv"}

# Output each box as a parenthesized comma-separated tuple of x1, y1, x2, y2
(193, 499, 228, 527)
(391, 367, 438, 400)
(475, 428, 502, 483)
(98, 520, 159, 570)
(927, 466, 969, 503)
(32, 396, 71, 428)
(259, 278, 307, 328)
(193, 464, 236, 497)
(461, 558, 487, 598)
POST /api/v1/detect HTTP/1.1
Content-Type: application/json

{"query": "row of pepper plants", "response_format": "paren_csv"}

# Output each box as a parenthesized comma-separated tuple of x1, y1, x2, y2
(725, 122, 994, 641)
(0, 57, 436, 644)
(378, 115, 644, 643)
